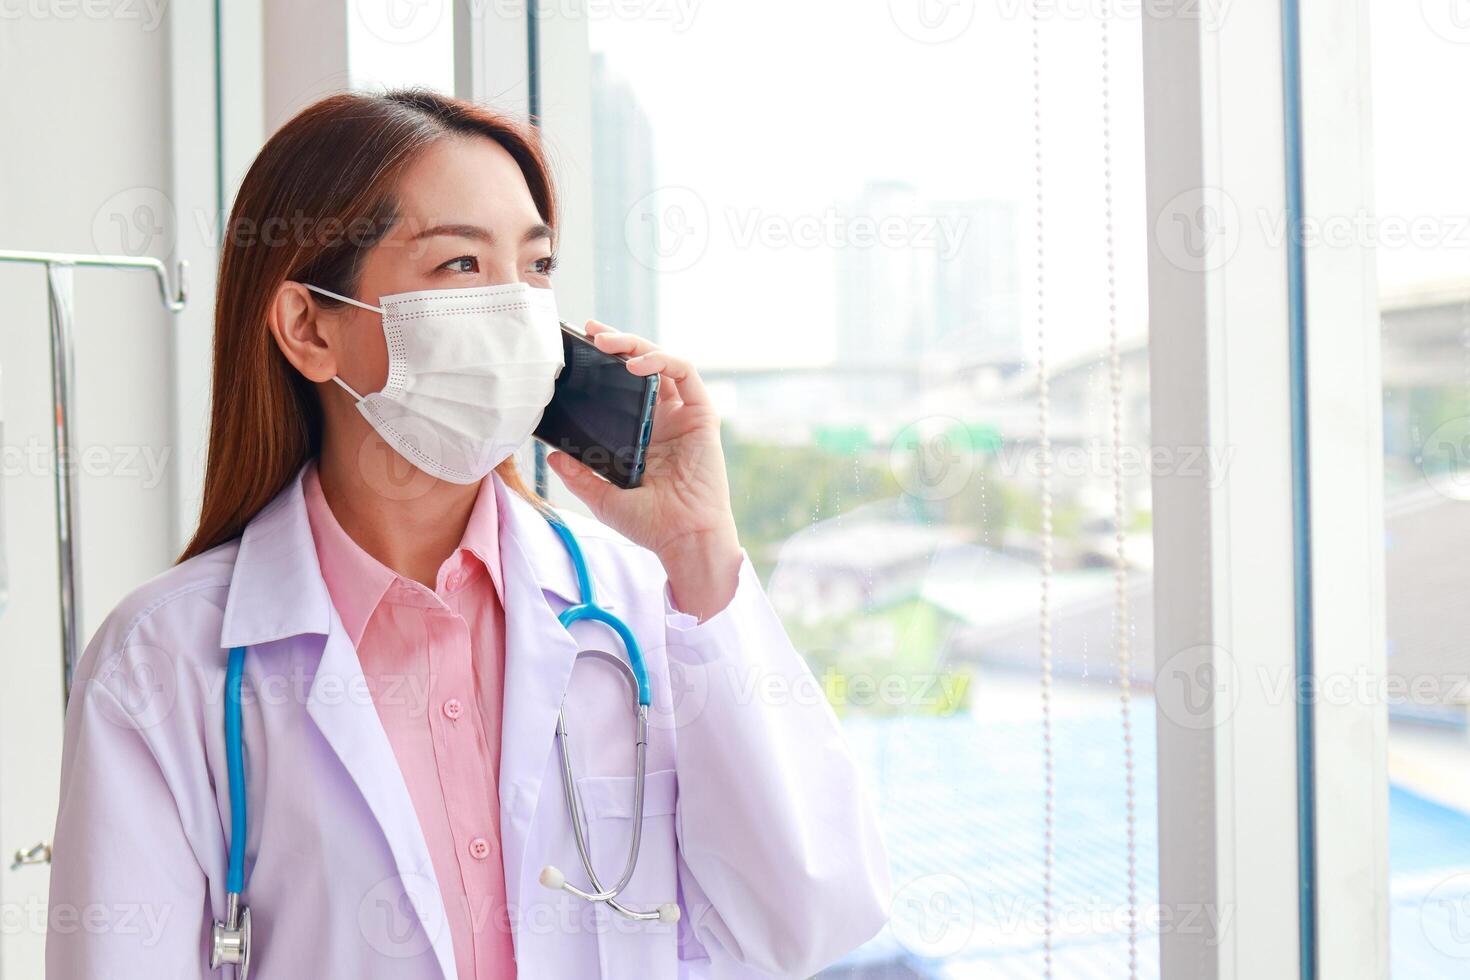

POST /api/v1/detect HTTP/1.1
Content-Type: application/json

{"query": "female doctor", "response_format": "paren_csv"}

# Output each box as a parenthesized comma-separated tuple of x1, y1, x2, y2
(46, 89, 890, 979)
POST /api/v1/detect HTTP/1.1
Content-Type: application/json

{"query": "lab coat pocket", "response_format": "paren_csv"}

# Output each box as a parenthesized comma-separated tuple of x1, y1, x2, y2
(574, 767, 680, 979)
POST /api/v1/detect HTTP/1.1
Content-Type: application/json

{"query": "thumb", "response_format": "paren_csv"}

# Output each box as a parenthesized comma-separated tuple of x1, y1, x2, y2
(546, 450, 615, 514)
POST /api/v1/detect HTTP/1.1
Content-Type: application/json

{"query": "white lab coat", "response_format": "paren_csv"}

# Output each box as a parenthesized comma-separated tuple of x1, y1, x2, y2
(46, 462, 891, 978)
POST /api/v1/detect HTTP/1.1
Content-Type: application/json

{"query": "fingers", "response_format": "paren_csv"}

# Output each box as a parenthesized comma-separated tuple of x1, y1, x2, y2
(581, 319, 708, 407)
(625, 350, 711, 407)
(588, 322, 659, 359)
(546, 450, 619, 513)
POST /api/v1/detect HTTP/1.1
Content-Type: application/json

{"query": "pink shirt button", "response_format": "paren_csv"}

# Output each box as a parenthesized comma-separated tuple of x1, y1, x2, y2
(469, 837, 491, 860)
(446, 571, 463, 591)
(442, 698, 463, 721)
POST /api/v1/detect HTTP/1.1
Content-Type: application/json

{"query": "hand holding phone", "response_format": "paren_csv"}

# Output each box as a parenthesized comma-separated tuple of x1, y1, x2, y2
(533, 322, 660, 489)
(544, 319, 743, 619)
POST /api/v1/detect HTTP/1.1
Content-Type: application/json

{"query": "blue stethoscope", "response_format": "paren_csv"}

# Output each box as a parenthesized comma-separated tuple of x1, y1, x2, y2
(209, 515, 677, 978)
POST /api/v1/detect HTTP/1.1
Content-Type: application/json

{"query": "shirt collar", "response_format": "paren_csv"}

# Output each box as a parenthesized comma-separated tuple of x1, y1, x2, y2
(300, 463, 397, 649)
(300, 461, 507, 648)
(219, 460, 609, 652)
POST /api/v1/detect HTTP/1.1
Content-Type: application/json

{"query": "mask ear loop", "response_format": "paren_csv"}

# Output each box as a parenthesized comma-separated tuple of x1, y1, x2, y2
(330, 376, 366, 401)
(302, 281, 383, 314)
(301, 282, 379, 402)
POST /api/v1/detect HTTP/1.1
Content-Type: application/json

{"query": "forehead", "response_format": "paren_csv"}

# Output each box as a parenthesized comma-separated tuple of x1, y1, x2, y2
(392, 135, 543, 231)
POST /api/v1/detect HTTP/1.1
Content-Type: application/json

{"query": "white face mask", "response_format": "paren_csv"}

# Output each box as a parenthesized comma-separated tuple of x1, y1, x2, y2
(305, 280, 565, 484)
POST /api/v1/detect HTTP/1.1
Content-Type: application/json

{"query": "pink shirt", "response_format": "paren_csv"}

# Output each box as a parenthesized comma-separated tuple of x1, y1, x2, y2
(302, 462, 517, 979)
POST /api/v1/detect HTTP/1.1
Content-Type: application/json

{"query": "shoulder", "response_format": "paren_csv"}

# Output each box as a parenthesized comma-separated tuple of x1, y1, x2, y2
(72, 538, 240, 692)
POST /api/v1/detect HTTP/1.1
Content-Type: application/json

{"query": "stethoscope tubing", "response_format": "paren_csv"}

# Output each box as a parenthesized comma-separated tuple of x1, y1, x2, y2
(214, 513, 669, 976)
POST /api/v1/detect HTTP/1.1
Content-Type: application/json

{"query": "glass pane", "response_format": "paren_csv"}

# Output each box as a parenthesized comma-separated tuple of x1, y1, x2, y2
(1367, 3, 1470, 976)
(347, 0, 455, 95)
(588, 4, 1158, 975)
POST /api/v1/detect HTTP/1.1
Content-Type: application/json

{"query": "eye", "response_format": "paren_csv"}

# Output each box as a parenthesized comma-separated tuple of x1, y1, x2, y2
(439, 255, 479, 274)
(532, 254, 559, 276)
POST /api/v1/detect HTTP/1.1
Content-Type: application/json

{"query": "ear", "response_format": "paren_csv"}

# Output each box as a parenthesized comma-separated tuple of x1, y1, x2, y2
(268, 281, 340, 383)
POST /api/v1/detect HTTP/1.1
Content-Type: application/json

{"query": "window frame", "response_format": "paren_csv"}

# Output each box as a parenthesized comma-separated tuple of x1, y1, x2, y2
(472, 2, 1393, 975)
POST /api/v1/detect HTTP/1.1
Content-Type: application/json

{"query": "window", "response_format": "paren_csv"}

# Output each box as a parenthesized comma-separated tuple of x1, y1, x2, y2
(1367, 1, 1470, 974)
(583, 4, 1157, 974)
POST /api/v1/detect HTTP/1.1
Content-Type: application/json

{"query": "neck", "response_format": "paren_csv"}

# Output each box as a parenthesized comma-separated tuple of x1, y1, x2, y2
(315, 441, 480, 588)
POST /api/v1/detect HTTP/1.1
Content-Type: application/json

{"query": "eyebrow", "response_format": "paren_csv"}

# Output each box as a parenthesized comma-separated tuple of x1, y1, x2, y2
(409, 222, 554, 246)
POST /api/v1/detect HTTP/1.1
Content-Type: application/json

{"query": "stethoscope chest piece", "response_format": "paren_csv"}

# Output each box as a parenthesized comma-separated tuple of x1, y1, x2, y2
(211, 892, 251, 977)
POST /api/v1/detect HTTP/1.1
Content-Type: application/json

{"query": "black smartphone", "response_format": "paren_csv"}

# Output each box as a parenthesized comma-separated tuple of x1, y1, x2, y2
(534, 322, 660, 489)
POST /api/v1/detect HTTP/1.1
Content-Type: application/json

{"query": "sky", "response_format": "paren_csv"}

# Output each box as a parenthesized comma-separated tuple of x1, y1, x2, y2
(584, 0, 1150, 369)
(345, 0, 1469, 370)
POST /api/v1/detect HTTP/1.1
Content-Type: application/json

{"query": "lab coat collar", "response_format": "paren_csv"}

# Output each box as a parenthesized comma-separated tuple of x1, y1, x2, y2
(220, 461, 614, 650)
(219, 462, 334, 649)
(491, 472, 617, 612)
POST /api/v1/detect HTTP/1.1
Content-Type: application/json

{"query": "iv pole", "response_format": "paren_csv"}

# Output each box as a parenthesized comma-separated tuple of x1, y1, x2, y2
(0, 250, 187, 708)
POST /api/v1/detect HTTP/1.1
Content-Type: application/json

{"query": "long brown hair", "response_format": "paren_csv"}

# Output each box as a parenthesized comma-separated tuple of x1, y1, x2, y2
(179, 89, 555, 563)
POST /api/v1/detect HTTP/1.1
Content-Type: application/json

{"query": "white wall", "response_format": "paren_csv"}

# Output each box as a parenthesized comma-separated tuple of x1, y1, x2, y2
(0, 7, 192, 976)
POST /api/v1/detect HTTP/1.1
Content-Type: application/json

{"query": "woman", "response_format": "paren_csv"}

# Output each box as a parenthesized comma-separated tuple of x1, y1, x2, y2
(46, 90, 890, 979)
